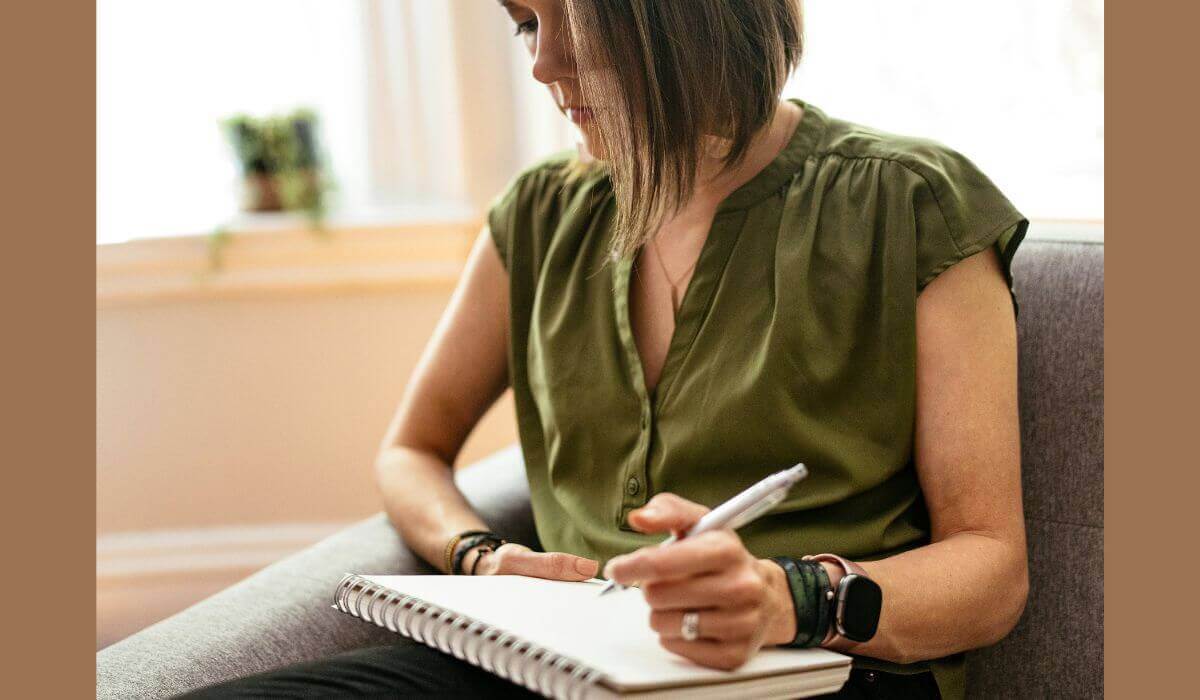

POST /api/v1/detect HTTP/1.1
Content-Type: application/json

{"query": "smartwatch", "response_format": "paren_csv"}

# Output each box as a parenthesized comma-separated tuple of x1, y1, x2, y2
(802, 553, 883, 644)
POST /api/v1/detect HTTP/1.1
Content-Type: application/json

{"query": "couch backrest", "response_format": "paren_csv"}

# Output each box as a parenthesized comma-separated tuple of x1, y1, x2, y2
(966, 239, 1104, 698)
(483, 239, 1106, 697)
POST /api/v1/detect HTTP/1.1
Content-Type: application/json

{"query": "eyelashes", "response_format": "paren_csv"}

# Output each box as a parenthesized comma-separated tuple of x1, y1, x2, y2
(512, 19, 537, 37)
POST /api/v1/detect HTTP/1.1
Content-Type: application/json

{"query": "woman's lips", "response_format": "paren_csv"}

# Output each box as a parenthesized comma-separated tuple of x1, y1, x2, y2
(567, 106, 594, 125)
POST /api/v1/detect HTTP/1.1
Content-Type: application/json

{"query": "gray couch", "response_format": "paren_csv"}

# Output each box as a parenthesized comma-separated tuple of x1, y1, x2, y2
(98, 239, 1103, 699)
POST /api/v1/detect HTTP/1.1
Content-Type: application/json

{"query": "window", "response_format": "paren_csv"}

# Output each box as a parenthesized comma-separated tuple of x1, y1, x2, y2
(98, 0, 378, 244)
(97, 0, 574, 246)
(784, 0, 1103, 223)
(98, 1, 1100, 246)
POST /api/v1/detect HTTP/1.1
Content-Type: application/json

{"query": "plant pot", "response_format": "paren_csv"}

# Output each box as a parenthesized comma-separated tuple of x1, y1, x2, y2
(241, 172, 284, 212)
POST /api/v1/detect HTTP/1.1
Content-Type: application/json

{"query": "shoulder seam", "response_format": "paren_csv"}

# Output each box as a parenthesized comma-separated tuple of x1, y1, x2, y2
(810, 151, 965, 258)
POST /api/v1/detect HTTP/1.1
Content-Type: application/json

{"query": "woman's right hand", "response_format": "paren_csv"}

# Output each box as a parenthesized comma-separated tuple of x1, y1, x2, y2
(467, 542, 599, 581)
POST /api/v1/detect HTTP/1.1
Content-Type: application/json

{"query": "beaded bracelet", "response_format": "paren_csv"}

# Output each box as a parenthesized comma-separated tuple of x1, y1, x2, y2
(452, 532, 507, 575)
(443, 529, 494, 574)
(770, 556, 833, 648)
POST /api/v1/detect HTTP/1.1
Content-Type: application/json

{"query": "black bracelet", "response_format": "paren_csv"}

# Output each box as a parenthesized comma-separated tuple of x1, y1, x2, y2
(452, 534, 493, 575)
(452, 532, 507, 575)
(770, 556, 833, 648)
(810, 561, 832, 645)
(444, 529, 494, 573)
(771, 557, 812, 647)
(469, 545, 493, 575)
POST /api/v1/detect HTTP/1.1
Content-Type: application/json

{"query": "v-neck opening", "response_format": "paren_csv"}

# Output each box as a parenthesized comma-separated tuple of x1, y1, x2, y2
(614, 210, 742, 413)
(611, 98, 826, 421)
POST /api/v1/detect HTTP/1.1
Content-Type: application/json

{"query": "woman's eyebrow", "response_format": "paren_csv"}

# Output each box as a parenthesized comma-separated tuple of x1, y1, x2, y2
(498, 1, 529, 16)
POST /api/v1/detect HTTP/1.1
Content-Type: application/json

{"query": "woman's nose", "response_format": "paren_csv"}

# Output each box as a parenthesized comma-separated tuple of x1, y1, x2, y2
(530, 22, 575, 85)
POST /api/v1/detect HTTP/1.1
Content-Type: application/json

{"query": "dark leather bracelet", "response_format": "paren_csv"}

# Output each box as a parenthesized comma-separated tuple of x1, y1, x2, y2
(770, 556, 833, 648)
(452, 532, 507, 575)
(810, 560, 832, 645)
(444, 529, 494, 573)
(771, 557, 813, 647)
(469, 546, 493, 575)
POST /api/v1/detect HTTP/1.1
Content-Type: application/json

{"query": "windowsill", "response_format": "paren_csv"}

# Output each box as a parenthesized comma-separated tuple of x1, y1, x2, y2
(97, 207, 482, 308)
(1024, 218, 1104, 243)
(97, 215, 1101, 309)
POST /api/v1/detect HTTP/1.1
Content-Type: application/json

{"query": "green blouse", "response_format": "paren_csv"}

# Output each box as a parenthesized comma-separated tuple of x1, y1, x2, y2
(486, 98, 1027, 699)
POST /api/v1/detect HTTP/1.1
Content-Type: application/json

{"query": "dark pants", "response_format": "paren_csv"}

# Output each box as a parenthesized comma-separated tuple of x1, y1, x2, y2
(177, 639, 941, 699)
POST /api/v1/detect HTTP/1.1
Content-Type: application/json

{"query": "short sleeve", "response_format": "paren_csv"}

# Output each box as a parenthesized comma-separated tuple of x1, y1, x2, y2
(485, 172, 527, 274)
(484, 150, 585, 274)
(903, 142, 1029, 309)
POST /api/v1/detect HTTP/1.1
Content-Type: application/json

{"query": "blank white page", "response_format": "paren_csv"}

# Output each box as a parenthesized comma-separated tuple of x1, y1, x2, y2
(361, 574, 849, 692)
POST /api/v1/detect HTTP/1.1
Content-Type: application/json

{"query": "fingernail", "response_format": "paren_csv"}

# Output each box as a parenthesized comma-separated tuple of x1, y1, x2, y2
(602, 559, 617, 579)
(575, 558, 598, 576)
(638, 506, 659, 518)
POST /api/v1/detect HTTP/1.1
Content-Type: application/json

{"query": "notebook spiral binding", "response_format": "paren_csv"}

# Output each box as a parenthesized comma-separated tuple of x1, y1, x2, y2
(333, 574, 605, 700)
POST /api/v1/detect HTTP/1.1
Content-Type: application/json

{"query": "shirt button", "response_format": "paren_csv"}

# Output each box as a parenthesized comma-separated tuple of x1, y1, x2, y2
(626, 477, 640, 495)
(863, 671, 878, 683)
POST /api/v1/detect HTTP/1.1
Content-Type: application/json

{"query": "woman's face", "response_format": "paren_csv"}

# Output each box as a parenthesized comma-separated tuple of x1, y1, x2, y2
(499, 0, 602, 157)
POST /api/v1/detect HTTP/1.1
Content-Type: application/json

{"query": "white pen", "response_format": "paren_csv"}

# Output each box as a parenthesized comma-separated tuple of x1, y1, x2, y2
(597, 462, 809, 596)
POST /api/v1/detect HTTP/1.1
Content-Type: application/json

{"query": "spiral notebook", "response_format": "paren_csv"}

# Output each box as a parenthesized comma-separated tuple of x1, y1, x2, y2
(332, 573, 851, 699)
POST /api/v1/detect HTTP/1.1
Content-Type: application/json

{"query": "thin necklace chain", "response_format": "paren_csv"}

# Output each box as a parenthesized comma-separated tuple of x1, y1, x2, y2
(649, 236, 700, 317)
(641, 101, 801, 318)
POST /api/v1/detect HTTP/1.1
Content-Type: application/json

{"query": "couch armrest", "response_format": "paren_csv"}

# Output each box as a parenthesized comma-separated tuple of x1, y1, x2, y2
(97, 444, 535, 700)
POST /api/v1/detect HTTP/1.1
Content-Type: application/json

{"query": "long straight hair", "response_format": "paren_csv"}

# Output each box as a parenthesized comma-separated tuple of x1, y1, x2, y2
(562, 0, 804, 263)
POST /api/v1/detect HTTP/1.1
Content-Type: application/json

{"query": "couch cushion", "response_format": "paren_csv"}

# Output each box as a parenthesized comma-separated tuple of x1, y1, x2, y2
(96, 444, 538, 699)
(966, 239, 1103, 698)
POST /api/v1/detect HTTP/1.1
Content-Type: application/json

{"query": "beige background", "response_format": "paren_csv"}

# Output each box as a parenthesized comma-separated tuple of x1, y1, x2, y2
(96, 221, 518, 647)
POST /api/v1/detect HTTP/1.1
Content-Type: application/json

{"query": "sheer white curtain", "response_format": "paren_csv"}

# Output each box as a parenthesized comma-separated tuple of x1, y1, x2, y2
(97, 1, 1099, 246)
(97, 0, 574, 245)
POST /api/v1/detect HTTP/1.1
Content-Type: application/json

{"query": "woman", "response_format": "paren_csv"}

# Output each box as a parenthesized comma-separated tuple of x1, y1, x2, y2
(184, 0, 1028, 697)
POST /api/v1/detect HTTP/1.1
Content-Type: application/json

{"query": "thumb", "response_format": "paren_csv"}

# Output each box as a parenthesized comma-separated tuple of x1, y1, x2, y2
(508, 549, 599, 581)
(628, 493, 709, 535)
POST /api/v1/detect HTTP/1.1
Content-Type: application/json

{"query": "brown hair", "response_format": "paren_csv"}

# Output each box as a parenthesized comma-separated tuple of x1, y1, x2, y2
(563, 0, 804, 262)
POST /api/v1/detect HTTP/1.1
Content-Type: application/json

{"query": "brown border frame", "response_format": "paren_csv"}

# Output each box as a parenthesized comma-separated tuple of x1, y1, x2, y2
(6, 1, 1192, 696)
(4, 2, 97, 697)
(1104, 2, 1194, 696)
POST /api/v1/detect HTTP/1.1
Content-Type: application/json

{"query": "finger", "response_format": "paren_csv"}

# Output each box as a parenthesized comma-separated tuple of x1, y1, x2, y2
(478, 542, 526, 575)
(605, 530, 743, 584)
(658, 637, 759, 672)
(649, 606, 762, 642)
(640, 568, 767, 611)
(501, 548, 599, 581)
(627, 493, 710, 535)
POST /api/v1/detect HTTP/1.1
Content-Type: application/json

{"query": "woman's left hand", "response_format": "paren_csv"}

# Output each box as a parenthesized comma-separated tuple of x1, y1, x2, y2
(602, 493, 796, 670)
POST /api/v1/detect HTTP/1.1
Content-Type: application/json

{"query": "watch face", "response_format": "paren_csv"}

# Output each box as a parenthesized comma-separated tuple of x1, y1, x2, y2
(838, 574, 883, 642)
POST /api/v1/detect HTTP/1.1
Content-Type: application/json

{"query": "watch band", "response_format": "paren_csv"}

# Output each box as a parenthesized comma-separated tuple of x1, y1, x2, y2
(802, 553, 868, 646)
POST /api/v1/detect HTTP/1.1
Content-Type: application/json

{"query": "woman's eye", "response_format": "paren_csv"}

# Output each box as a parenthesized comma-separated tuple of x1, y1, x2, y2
(512, 19, 537, 37)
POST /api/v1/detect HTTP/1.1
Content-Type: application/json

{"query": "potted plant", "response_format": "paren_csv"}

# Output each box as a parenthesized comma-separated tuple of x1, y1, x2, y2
(221, 108, 332, 221)
(208, 108, 336, 269)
